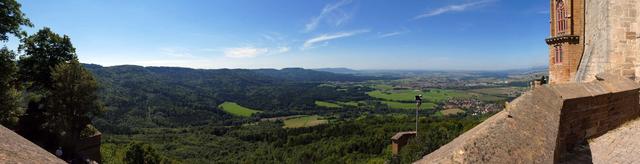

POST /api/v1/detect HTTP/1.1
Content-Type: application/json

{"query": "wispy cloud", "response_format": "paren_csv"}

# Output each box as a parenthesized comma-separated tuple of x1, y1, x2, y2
(224, 47, 269, 58)
(303, 29, 369, 49)
(305, 0, 354, 32)
(378, 30, 410, 38)
(223, 46, 290, 58)
(159, 47, 193, 58)
(413, 0, 496, 20)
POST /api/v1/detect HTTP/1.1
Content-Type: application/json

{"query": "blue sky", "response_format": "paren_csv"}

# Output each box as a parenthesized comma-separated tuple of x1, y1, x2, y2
(7, 0, 550, 70)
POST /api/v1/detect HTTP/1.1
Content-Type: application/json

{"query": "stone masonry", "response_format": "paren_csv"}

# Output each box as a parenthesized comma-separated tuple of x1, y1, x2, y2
(0, 125, 65, 163)
(416, 72, 640, 163)
(576, 0, 640, 82)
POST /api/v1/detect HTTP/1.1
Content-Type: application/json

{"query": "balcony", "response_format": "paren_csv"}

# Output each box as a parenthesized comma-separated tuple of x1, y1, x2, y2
(546, 35, 580, 45)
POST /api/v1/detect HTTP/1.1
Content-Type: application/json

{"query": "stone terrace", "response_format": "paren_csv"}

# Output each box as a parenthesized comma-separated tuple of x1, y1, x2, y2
(416, 72, 640, 163)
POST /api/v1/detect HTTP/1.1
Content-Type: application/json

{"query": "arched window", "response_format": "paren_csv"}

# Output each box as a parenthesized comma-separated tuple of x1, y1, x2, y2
(556, 0, 567, 35)
(555, 45, 563, 64)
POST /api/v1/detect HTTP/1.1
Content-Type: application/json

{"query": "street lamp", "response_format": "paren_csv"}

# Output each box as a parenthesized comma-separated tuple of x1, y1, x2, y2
(415, 94, 423, 136)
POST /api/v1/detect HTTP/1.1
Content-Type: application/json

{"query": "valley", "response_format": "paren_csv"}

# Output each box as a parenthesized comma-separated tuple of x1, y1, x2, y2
(89, 65, 541, 163)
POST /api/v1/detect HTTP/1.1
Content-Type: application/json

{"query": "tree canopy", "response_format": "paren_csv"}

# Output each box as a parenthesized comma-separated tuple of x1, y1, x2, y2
(0, 47, 21, 127)
(47, 59, 104, 150)
(0, 0, 32, 41)
(18, 27, 77, 91)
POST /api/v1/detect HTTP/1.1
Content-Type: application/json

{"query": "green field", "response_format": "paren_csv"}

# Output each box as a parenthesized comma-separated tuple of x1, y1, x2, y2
(337, 101, 360, 107)
(283, 115, 328, 128)
(218, 102, 262, 117)
(315, 101, 342, 108)
(381, 101, 436, 110)
(367, 89, 472, 102)
(373, 84, 394, 91)
(468, 87, 525, 102)
(438, 108, 466, 116)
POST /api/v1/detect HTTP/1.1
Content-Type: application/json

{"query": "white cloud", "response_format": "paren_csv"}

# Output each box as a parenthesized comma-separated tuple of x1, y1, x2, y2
(224, 47, 269, 58)
(305, 0, 354, 32)
(275, 47, 290, 54)
(223, 46, 290, 58)
(414, 0, 496, 19)
(303, 29, 369, 49)
(159, 47, 193, 58)
(378, 30, 410, 38)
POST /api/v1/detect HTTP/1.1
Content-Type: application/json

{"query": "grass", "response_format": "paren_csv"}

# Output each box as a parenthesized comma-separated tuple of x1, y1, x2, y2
(439, 108, 466, 116)
(381, 101, 436, 110)
(283, 115, 328, 128)
(373, 84, 394, 91)
(217, 102, 262, 117)
(367, 89, 472, 102)
(315, 101, 342, 108)
(337, 101, 360, 107)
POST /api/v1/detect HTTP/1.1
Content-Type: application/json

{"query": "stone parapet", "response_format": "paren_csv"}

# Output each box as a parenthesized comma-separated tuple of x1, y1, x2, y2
(416, 72, 640, 163)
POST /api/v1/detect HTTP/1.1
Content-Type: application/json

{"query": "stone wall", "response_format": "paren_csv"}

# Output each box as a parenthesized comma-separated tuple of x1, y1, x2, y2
(0, 125, 65, 163)
(391, 131, 416, 156)
(576, 0, 610, 82)
(576, 0, 640, 82)
(553, 72, 640, 161)
(416, 72, 640, 163)
(76, 132, 102, 163)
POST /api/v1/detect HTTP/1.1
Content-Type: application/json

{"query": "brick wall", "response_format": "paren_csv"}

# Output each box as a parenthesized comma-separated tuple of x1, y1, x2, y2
(548, 0, 586, 84)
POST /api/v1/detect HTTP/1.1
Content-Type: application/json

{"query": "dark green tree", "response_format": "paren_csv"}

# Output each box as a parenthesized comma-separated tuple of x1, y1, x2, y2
(16, 28, 77, 150)
(18, 27, 77, 91)
(0, 0, 33, 41)
(0, 47, 22, 128)
(123, 142, 162, 164)
(47, 59, 104, 153)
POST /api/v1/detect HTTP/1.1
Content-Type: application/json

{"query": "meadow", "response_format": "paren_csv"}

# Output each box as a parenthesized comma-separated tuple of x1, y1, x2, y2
(381, 101, 436, 110)
(315, 101, 342, 108)
(438, 108, 466, 116)
(367, 89, 472, 102)
(283, 115, 328, 128)
(218, 102, 262, 117)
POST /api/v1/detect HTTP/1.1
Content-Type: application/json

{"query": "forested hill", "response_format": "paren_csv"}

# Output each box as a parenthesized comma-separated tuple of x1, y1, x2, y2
(83, 64, 382, 133)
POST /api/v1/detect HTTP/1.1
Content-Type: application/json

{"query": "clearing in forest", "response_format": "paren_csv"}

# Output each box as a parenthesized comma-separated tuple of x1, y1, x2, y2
(218, 102, 262, 117)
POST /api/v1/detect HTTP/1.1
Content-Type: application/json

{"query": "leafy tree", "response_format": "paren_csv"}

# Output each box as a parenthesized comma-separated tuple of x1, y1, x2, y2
(123, 142, 164, 164)
(0, 0, 33, 41)
(18, 27, 77, 91)
(0, 47, 22, 127)
(47, 59, 104, 153)
(16, 28, 77, 147)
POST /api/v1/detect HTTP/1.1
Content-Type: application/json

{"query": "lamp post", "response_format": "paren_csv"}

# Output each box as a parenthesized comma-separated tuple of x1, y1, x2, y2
(415, 94, 423, 137)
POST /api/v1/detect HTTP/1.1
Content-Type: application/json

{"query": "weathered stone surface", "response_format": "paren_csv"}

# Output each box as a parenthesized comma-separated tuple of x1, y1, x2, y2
(416, 73, 640, 164)
(0, 125, 65, 163)
(589, 118, 640, 163)
(576, 0, 640, 83)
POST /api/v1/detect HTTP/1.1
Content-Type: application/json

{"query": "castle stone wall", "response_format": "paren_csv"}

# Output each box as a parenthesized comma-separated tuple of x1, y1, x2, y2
(576, 0, 640, 82)
(417, 72, 640, 163)
(576, 0, 610, 82)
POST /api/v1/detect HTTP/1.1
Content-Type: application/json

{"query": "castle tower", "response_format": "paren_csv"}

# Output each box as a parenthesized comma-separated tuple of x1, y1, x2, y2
(546, 0, 585, 84)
